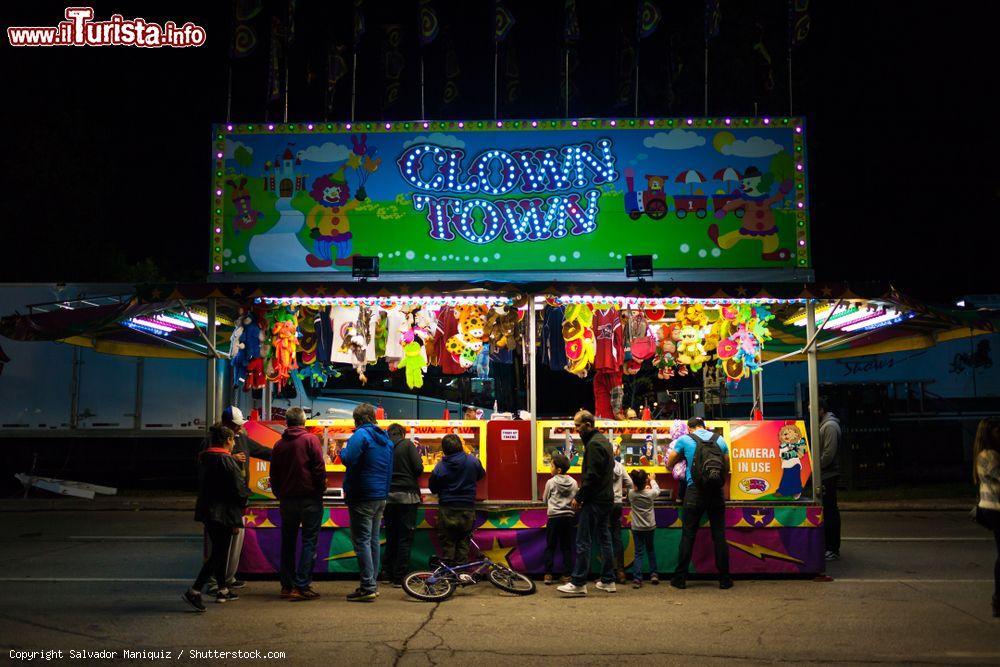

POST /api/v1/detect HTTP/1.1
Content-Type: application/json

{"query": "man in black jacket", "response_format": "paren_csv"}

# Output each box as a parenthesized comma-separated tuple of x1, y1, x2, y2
(208, 406, 272, 593)
(382, 423, 425, 587)
(558, 410, 617, 596)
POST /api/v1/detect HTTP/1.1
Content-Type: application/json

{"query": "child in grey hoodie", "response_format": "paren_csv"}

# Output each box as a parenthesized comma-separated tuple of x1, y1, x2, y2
(543, 454, 579, 585)
(628, 469, 660, 588)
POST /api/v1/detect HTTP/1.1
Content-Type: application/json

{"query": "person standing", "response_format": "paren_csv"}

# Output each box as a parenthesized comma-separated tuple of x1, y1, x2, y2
(270, 407, 326, 601)
(183, 424, 249, 611)
(665, 417, 732, 590)
(818, 398, 843, 561)
(609, 444, 635, 583)
(542, 453, 578, 585)
(382, 422, 425, 587)
(429, 433, 486, 568)
(973, 417, 1000, 618)
(558, 410, 616, 596)
(208, 406, 272, 593)
(341, 403, 394, 601)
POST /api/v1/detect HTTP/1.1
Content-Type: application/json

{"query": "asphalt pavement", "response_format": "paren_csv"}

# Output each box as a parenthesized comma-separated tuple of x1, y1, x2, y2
(0, 510, 998, 666)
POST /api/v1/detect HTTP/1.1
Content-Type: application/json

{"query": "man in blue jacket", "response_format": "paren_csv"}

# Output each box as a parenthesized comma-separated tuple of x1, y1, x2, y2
(429, 433, 485, 568)
(341, 403, 394, 602)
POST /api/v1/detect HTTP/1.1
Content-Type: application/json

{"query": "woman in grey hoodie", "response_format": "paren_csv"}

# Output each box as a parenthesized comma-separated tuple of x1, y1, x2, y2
(543, 454, 579, 585)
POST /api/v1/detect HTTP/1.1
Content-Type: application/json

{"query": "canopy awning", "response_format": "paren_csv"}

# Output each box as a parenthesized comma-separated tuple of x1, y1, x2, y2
(1, 281, 995, 361)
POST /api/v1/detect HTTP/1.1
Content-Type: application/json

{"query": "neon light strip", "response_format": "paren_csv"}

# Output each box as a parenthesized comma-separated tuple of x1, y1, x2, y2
(255, 296, 513, 307)
(123, 320, 169, 337)
(841, 309, 906, 332)
(551, 296, 804, 306)
(822, 308, 885, 330)
(153, 314, 196, 330)
(129, 317, 180, 333)
(852, 311, 915, 332)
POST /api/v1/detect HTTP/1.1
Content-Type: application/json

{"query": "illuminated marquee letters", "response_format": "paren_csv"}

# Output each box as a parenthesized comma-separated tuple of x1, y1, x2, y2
(397, 139, 617, 244)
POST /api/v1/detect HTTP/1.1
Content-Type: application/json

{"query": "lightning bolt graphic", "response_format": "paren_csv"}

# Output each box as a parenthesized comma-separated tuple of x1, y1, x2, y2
(726, 540, 804, 564)
(325, 537, 387, 561)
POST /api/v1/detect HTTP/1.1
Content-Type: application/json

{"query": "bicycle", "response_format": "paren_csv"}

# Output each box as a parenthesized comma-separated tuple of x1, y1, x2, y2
(402, 538, 537, 601)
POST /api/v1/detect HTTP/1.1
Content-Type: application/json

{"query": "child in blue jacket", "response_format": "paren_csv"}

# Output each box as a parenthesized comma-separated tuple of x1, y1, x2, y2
(429, 434, 485, 566)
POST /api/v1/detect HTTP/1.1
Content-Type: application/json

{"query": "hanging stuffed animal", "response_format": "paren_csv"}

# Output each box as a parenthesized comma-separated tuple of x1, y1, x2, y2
(562, 303, 595, 378)
(446, 305, 488, 369)
(396, 341, 427, 389)
(484, 304, 522, 350)
(675, 325, 710, 371)
(271, 319, 299, 391)
(346, 305, 374, 383)
(233, 311, 263, 389)
(652, 324, 678, 380)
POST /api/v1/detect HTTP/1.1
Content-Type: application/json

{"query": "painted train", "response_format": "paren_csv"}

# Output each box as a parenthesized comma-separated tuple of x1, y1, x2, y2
(624, 167, 746, 220)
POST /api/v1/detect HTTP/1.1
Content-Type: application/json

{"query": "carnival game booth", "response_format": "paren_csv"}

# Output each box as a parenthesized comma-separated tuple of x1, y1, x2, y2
(4, 279, 994, 577)
(9, 116, 994, 579)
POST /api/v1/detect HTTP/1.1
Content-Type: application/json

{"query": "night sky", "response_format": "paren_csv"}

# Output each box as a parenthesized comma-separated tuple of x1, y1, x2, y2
(1, 1, 994, 303)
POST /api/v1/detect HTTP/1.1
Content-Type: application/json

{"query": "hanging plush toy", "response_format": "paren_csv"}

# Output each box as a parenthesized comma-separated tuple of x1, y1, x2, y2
(396, 341, 427, 389)
(446, 305, 488, 369)
(562, 303, 595, 378)
(348, 305, 374, 383)
(667, 421, 689, 481)
(675, 325, 710, 371)
(484, 304, 522, 350)
(233, 311, 263, 389)
(652, 324, 678, 380)
(271, 319, 299, 390)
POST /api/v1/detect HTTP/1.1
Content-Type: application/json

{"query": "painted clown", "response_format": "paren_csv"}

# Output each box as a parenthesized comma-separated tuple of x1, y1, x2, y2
(305, 164, 360, 268)
(707, 166, 793, 262)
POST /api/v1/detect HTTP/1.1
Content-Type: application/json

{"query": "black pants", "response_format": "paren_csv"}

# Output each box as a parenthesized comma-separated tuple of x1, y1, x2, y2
(823, 479, 842, 555)
(383, 503, 418, 582)
(609, 504, 625, 570)
(674, 484, 729, 580)
(987, 509, 1000, 600)
(543, 514, 575, 576)
(194, 521, 232, 592)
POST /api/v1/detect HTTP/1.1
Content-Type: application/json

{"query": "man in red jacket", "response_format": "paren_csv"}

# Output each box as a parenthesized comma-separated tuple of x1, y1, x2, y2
(270, 407, 326, 601)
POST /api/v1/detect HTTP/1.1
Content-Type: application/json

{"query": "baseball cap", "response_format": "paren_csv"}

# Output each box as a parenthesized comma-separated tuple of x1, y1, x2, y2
(223, 406, 246, 426)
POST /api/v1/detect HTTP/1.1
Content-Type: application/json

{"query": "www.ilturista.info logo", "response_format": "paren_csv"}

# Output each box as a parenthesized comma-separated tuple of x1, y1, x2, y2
(7, 7, 206, 48)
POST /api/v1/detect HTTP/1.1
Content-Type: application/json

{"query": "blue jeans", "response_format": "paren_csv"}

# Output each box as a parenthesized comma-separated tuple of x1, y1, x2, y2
(632, 530, 657, 579)
(349, 499, 386, 593)
(571, 501, 614, 586)
(278, 497, 324, 590)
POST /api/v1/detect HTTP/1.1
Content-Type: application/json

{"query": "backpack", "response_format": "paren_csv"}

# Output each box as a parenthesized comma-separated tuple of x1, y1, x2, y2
(690, 431, 727, 489)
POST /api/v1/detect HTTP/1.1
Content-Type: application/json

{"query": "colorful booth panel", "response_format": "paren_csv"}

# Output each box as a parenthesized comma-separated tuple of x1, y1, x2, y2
(727, 420, 812, 501)
(240, 505, 824, 576)
(535, 419, 730, 473)
(245, 419, 486, 500)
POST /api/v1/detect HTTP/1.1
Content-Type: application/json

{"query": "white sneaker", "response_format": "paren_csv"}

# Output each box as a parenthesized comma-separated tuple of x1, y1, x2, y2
(595, 581, 617, 593)
(557, 582, 587, 596)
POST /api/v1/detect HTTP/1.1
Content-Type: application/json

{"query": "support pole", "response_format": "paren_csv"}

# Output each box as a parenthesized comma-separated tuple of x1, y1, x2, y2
(350, 50, 358, 122)
(528, 297, 538, 502)
(564, 48, 569, 117)
(420, 54, 426, 119)
(69, 346, 81, 429)
(134, 358, 144, 431)
(263, 381, 273, 422)
(206, 298, 218, 431)
(806, 300, 821, 501)
(493, 42, 499, 119)
(703, 41, 709, 115)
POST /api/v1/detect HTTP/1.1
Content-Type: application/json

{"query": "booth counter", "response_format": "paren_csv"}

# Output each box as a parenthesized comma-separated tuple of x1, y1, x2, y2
(240, 417, 823, 576)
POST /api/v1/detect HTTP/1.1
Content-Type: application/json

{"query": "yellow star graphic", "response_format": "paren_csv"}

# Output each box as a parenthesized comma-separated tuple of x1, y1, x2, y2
(735, 286, 748, 296)
(751, 511, 766, 525)
(479, 537, 516, 568)
(820, 286, 833, 297)
(651, 286, 663, 296)
(151, 288, 163, 299)
(815, 511, 823, 524)
(231, 286, 244, 296)
(243, 511, 258, 526)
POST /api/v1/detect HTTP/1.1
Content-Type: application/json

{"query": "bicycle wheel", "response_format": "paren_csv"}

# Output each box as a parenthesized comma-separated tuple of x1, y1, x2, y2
(402, 571, 456, 601)
(488, 566, 536, 595)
